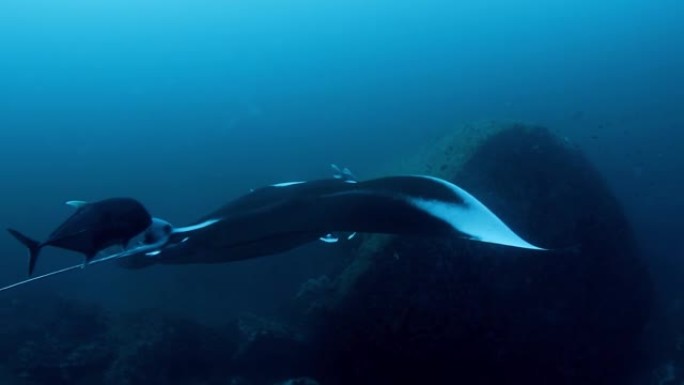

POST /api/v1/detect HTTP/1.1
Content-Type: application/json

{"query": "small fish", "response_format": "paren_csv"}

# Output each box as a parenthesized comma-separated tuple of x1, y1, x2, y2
(7, 197, 153, 276)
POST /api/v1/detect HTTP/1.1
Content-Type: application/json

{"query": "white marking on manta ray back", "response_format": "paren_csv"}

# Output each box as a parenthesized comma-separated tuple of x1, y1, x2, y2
(173, 218, 221, 234)
(270, 181, 306, 188)
(66, 200, 88, 209)
(409, 176, 545, 250)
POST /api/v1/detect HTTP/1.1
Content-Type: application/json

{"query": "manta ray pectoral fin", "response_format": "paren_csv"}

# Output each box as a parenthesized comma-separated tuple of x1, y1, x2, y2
(412, 198, 544, 250)
(410, 176, 545, 251)
(65, 200, 89, 209)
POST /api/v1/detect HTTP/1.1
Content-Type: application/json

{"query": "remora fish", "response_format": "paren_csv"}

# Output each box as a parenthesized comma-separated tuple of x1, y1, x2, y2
(7, 197, 152, 276)
(120, 175, 544, 269)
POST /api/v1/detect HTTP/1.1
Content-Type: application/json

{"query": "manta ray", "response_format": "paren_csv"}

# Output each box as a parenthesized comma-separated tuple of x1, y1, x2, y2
(0, 174, 544, 292)
(119, 174, 544, 269)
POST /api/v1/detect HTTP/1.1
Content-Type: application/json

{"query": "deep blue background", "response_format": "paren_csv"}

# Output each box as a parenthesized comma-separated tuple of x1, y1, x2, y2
(0, 0, 682, 324)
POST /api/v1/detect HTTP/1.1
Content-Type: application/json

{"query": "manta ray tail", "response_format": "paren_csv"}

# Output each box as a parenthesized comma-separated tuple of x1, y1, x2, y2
(7, 229, 42, 277)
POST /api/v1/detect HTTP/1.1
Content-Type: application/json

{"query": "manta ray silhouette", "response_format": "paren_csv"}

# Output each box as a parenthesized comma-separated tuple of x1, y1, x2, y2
(120, 175, 545, 269)
(0, 175, 545, 292)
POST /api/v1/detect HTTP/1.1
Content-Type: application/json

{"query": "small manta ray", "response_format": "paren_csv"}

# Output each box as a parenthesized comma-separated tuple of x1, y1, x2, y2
(7, 198, 153, 276)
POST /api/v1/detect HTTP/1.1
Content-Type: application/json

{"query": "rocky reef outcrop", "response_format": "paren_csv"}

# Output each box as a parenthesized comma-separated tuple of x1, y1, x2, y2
(0, 295, 232, 385)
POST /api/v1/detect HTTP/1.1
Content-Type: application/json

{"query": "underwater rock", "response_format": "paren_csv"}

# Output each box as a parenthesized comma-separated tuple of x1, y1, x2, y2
(0, 295, 234, 385)
(296, 122, 652, 385)
(3, 297, 111, 385)
(103, 310, 231, 385)
(229, 313, 312, 385)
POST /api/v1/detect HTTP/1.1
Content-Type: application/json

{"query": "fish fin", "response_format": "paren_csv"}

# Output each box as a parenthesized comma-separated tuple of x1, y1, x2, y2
(7, 229, 42, 276)
(65, 200, 89, 209)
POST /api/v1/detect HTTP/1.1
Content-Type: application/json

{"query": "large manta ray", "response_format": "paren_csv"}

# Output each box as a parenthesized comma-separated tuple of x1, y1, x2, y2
(119, 175, 544, 269)
(0, 174, 545, 293)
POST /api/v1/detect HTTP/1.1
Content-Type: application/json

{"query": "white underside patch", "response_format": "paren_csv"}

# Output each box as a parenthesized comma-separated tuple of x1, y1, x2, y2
(409, 176, 544, 250)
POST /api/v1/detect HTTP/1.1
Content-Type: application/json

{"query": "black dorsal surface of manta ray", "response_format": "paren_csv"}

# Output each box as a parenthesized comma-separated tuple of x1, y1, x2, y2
(119, 175, 544, 269)
(7, 197, 153, 276)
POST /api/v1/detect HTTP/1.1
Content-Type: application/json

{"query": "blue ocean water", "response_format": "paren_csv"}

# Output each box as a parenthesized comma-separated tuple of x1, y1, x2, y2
(0, 0, 682, 384)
